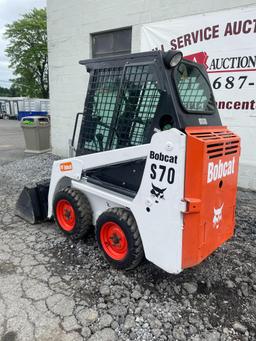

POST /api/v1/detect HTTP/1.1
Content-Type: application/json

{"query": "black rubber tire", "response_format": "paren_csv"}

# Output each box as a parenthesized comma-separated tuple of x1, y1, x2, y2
(96, 208, 144, 270)
(53, 187, 92, 240)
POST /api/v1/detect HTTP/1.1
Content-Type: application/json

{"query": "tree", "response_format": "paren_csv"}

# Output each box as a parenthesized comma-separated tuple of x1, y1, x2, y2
(4, 8, 48, 98)
(0, 85, 21, 97)
(0, 86, 11, 97)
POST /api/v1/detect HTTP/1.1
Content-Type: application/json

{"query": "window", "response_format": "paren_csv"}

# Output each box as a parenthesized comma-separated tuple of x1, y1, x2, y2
(91, 28, 132, 58)
(80, 64, 160, 152)
(112, 65, 160, 148)
(174, 62, 215, 113)
(82, 67, 123, 152)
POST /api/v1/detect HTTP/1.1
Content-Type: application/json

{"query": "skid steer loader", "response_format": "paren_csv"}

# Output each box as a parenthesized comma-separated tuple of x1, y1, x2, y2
(16, 50, 240, 274)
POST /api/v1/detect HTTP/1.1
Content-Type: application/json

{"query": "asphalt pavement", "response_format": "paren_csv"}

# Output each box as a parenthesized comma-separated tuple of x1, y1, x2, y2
(0, 119, 27, 166)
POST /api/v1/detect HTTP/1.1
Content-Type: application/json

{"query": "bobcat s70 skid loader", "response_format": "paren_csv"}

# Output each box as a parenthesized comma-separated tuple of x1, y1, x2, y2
(16, 50, 240, 274)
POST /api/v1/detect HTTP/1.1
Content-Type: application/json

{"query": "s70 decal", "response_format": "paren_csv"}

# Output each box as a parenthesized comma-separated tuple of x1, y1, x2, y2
(150, 163, 175, 184)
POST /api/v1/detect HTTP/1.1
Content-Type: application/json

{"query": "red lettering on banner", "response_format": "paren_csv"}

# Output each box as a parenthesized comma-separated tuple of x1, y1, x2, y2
(224, 19, 256, 36)
(212, 25, 219, 38)
(170, 19, 256, 50)
(170, 26, 220, 49)
(170, 39, 177, 50)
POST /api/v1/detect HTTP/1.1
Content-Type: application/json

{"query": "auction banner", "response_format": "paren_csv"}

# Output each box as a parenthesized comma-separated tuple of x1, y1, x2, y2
(141, 5, 256, 118)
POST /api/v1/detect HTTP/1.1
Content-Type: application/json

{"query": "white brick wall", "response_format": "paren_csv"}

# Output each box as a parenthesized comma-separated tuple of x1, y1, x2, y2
(47, 0, 256, 189)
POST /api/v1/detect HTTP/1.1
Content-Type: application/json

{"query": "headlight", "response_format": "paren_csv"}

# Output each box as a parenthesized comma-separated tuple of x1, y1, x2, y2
(169, 52, 183, 67)
(163, 51, 183, 69)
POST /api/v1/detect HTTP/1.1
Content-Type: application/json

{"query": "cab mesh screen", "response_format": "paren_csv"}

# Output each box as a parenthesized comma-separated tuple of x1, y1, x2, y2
(81, 64, 160, 152)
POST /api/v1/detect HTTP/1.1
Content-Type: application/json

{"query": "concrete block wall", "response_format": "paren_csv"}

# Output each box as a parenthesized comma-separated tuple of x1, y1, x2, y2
(47, 0, 256, 189)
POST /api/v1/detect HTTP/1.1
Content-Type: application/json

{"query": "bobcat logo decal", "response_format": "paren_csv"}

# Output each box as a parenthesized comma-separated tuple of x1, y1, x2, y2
(213, 204, 224, 229)
(151, 183, 167, 203)
(146, 183, 167, 213)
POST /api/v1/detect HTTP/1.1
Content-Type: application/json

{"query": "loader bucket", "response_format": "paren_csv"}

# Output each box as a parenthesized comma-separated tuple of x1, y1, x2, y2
(15, 180, 50, 224)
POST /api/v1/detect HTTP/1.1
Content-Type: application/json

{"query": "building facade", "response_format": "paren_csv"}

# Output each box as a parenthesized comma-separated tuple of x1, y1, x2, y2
(47, 0, 256, 189)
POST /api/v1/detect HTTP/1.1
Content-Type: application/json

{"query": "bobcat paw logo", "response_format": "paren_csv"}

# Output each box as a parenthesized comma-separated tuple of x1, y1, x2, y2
(151, 183, 167, 203)
(213, 204, 224, 229)
(146, 184, 167, 213)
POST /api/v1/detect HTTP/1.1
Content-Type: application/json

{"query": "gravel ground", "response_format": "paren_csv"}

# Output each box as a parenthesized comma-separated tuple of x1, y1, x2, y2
(0, 153, 256, 341)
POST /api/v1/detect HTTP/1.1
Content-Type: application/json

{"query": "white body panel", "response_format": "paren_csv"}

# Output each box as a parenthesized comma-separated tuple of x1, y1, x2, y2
(130, 129, 186, 273)
(48, 144, 148, 217)
(48, 129, 186, 273)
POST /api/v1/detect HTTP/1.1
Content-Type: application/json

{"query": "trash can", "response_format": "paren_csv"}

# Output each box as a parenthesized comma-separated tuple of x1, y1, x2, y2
(21, 116, 51, 153)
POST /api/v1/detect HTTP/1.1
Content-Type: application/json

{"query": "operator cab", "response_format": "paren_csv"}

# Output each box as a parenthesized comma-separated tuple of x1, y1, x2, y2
(73, 50, 221, 197)
(76, 50, 221, 156)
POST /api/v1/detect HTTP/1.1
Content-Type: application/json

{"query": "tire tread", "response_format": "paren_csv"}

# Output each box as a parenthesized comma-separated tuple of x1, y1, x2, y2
(96, 207, 144, 270)
(54, 187, 92, 240)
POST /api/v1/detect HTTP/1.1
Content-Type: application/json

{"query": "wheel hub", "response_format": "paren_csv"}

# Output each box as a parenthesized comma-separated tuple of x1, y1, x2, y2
(64, 208, 72, 220)
(100, 221, 128, 260)
(110, 233, 121, 245)
(56, 199, 76, 231)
